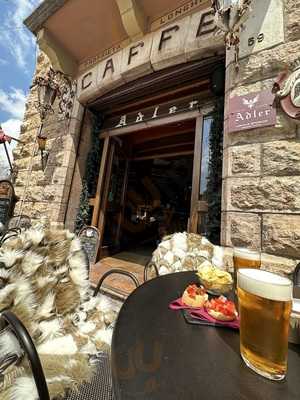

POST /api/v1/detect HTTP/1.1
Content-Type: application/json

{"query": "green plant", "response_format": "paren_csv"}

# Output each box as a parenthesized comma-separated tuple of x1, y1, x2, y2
(206, 98, 224, 244)
(75, 115, 103, 232)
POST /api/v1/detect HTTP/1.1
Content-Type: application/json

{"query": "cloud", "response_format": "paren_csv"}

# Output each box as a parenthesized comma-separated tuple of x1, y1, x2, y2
(0, 88, 26, 173)
(0, 88, 26, 120)
(0, 58, 8, 66)
(2, 0, 42, 70)
(2, 118, 21, 138)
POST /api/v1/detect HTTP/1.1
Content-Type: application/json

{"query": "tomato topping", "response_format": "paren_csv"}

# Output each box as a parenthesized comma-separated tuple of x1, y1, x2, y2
(186, 284, 206, 298)
(206, 296, 237, 317)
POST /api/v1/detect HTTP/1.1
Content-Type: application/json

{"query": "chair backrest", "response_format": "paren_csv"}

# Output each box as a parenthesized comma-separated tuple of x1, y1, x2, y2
(8, 215, 31, 230)
(93, 269, 139, 297)
(293, 263, 300, 286)
(0, 310, 50, 400)
(144, 260, 159, 282)
(0, 228, 20, 247)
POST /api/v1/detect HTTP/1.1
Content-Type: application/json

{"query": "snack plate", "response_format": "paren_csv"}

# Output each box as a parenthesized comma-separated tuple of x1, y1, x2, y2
(181, 309, 215, 327)
(198, 278, 233, 296)
(181, 309, 239, 329)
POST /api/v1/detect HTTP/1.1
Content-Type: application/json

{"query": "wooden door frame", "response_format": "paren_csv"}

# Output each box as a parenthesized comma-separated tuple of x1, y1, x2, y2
(91, 134, 110, 226)
(92, 109, 212, 256)
(96, 139, 116, 255)
(189, 115, 204, 233)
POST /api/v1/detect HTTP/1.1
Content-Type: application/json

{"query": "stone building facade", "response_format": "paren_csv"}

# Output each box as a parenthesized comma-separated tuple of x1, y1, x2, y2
(12, 0, 300, 273)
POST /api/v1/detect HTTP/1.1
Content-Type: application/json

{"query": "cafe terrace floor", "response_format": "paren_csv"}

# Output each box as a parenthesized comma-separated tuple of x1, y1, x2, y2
(89, 251, 149, 299)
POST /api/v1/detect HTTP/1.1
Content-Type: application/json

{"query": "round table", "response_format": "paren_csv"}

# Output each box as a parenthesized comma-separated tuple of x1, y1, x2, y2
(111, 272, 300, 400)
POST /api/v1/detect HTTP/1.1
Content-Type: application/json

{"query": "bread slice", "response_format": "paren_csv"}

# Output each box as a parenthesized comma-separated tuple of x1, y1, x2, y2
(182, 291, 208, 308)
(207, 308, 235, 321)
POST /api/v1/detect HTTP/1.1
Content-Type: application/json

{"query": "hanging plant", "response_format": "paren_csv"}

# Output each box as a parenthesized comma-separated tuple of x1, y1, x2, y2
(206, 98, 224, 245)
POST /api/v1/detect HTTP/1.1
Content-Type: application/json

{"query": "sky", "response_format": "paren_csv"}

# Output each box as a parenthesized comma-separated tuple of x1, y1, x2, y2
(0, 0, 43, 174)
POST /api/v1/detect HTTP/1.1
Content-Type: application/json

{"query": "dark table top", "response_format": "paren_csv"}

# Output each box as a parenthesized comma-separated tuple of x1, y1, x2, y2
(111, 271, 300, 400)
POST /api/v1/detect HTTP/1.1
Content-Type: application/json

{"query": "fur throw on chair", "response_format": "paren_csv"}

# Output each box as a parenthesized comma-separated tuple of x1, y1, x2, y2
(0, 225, 118, 400)
(151, 232, 232, 275)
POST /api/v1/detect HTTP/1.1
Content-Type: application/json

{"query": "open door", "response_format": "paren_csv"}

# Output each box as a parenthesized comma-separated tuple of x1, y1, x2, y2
(92, 136, 130, 257)
(190, 115, 204, 233)
(189, 115, 214, 234)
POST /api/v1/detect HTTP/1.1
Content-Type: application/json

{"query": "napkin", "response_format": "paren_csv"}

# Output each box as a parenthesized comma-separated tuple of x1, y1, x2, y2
(169, 298, 240, 329)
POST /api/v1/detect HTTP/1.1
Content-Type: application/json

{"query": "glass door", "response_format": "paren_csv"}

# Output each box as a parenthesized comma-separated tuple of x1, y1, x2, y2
(189, 112, 223, 242)
(92, 136, 130, 256)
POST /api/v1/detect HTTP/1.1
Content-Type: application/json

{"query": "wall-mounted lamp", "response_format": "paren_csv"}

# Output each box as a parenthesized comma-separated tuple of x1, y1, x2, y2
(211, 0, 252, 68)
(37, 132, 48, 171)
(31, 68, 76, 170)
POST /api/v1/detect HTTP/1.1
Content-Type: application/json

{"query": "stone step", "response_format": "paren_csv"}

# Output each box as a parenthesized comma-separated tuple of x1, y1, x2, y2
(89, 252, 150, 301)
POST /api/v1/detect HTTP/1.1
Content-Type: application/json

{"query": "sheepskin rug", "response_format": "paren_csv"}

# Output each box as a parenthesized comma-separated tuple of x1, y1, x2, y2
(0, 224, 121, 400)
(151, 232, 231, 275)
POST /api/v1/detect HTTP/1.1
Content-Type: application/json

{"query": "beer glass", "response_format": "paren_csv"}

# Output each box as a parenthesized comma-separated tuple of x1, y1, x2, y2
(237, 269, 293, 380)
(233, 248, 260, 289)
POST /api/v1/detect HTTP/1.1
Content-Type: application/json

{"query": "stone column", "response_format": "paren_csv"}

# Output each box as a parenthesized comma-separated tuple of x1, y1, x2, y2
(222, 0, 300, 275)
(13, 52, 84, 229)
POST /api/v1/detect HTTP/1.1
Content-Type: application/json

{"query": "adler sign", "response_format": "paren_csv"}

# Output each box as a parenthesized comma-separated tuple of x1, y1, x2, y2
(228, 90, 277, 133)
(77, 8, 223, 104)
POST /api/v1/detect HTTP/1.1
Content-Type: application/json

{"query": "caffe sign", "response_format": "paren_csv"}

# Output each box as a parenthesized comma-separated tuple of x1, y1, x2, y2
(228, 90, 276, 133)
(77, 8, 223, 104)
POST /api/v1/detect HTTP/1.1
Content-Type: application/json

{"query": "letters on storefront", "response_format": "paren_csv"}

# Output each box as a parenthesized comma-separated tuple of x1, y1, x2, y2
(77, 8, 223, 103)
(102, 96, 202, 131)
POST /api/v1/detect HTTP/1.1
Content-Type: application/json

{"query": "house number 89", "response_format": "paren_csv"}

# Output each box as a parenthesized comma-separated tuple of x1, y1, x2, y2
(248, 33, 264, 46)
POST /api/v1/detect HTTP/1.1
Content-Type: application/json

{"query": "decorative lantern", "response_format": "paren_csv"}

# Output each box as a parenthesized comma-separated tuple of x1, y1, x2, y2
(31, 68, 76, 170)
(37, 133, 47, 152)
(37, 133, 48, 170)
(211, 0, 252, 68)
(212, 0, 236, 10)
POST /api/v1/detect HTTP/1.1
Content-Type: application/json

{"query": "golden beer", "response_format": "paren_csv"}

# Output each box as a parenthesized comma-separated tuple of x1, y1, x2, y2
(237, 269, 292, 380)
(233, 248, 260, 289)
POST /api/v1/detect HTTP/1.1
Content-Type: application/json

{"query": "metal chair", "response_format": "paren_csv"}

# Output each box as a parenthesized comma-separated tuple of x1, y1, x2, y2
(0, 227, 21, 247)
(93, 268, 139, 297)
(0, 310, 50, 400)
(8, 215, 31, 230)
(0, 269, 139, 399)
(143, 259, 159, 282)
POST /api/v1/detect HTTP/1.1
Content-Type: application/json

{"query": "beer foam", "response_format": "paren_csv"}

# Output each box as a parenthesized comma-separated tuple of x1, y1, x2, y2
(233, 248, 260, 261)
(237, 269, 292, 302)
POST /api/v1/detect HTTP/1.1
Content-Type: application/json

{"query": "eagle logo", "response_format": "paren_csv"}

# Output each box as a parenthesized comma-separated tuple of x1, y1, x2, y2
(242, 95, 259, 109)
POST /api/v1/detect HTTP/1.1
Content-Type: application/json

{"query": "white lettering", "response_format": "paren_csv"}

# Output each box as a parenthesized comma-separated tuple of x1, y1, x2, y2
(136, 112, 144, 123)
(116, 115, 127, 127)
(189, 100, 199, 109)
(235, 112, 244, 122)
(169, 106, 178, 114)
(152, 106, 159, 119)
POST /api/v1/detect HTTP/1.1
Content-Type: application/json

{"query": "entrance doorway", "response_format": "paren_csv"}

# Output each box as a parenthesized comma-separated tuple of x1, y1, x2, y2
(85, 58, 224, 296)
(92, 114, 216, 261)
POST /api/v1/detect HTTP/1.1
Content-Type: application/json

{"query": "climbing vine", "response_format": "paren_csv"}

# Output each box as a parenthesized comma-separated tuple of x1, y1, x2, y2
(206, 98, 224, 245)
(75, 115, 103, 232)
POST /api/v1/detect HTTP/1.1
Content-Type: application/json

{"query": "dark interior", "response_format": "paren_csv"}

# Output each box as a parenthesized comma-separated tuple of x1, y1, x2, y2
(102, 121, 195, 254)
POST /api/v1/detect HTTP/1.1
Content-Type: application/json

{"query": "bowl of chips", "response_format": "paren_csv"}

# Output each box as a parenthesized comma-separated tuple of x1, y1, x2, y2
(197, 262, 233, 295)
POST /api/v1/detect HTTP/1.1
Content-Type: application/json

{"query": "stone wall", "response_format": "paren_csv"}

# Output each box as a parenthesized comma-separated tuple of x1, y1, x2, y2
(222, 0, 300, 273)
(13, 52, 84, 228)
